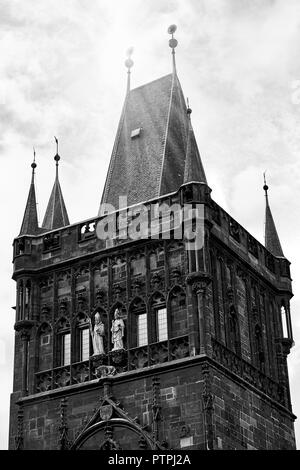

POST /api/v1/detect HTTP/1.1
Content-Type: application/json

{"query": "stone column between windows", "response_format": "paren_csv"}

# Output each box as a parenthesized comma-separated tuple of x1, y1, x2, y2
(193, 283, 206, 355)
(187, 273, 211, 356)
(20, 328, 30, 396)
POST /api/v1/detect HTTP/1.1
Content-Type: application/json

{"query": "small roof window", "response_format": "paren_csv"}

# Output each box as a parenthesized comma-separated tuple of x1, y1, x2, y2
(131, 127, 142, 138)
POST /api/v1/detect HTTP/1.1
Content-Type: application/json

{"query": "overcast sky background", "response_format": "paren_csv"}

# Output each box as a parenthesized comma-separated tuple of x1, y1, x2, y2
(0, 0, 300, 449)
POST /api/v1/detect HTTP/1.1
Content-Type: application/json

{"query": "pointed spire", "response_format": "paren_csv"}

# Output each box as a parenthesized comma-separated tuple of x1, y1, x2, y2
(100, 29, 208, 209)
(42, 138, 70, 231)
(263, 173, 284, 257)
(168, 24, 178, 74)
(125, 47, 134, 94)
(19, 149, 39, 236)
(183, 98, 207, 185)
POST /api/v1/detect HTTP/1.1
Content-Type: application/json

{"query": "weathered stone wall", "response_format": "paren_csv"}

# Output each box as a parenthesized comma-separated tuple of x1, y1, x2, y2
(212, 366, 296, 450)
(10, 363, 208, 450)
(10, 181, 295, 450)
(10, 359, 296, 450)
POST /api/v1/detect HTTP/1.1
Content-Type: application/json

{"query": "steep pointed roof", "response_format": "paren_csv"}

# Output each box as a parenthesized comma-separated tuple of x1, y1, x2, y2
(183, 107, 207, 185)
(264, 180, 284, 257)
(42, 154, 70, 230)
(100, 72, 207, 211)
(19, 160, 39, 236)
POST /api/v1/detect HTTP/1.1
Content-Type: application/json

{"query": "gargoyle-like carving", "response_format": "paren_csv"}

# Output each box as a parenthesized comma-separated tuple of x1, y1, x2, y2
(95, 365, 116, 378)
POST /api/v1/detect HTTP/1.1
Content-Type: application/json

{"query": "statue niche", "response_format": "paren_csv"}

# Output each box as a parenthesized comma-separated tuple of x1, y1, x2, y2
(90, 312, 105, 356)
(111, 308, 125, 351)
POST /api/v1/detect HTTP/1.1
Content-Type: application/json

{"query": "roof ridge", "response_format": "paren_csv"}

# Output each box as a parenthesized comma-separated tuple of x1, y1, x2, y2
(99, 71, 207, 209)
(158, 73, 176, 196)
(100, 93, 130, 211)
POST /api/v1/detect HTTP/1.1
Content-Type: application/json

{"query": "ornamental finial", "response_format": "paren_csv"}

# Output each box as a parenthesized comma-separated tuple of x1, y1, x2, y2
(263, 171, 269, 195)
(54, 136, 60, 178)
(125, 47, 134, 93)
(31, 147, 37, 170)
(168, 24, 178, 74)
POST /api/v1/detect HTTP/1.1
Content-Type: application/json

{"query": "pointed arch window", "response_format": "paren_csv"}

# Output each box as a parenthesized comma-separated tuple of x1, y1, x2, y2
(130, 298, 147, 348)
(281, 301, 293, 341)
(80, 328, 90, 361)
(62, 333, 71, 366)
(75, 313, 90, 362)
(150, 292, 167, 343)
(56, 318, 71, 367)
(156, 307, 168, 342)
(137, 313, 148, 347)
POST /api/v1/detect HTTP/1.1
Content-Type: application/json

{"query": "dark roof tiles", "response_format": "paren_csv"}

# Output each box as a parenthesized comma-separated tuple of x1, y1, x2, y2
(42, 174, 70, 231)
(19, 174, 39, 236)
(100, 73, 207, 211)
(265, 199, 284, 257)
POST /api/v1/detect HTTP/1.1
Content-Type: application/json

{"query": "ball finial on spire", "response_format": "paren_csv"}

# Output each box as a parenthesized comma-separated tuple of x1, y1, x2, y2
(168, 24, 178, 48)
(168, 24, 177, 35)
(125, 47, 134, 93)
(31, 147, 37, 170)
(186, 97, 192, 115)
(263, 171, 269, 193)
(125, 47, 134, 70)
(167, 24, 178, 73)
(54, 136, 60, 164)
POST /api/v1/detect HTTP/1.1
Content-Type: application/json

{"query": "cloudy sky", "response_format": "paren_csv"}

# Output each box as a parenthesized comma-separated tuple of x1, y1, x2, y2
(0, 0, 300, 449)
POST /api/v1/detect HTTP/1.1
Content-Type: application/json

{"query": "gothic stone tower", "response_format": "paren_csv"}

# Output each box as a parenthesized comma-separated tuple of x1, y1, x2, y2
(9, 28, 296, 450)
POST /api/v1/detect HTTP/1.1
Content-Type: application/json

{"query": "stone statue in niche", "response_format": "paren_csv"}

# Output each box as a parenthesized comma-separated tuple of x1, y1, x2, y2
(111, 308, 125, 351)
(90, 312, 105, 355)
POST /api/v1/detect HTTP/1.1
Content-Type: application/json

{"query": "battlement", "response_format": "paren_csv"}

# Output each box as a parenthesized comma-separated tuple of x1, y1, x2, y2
(13, 182, 292, 295)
